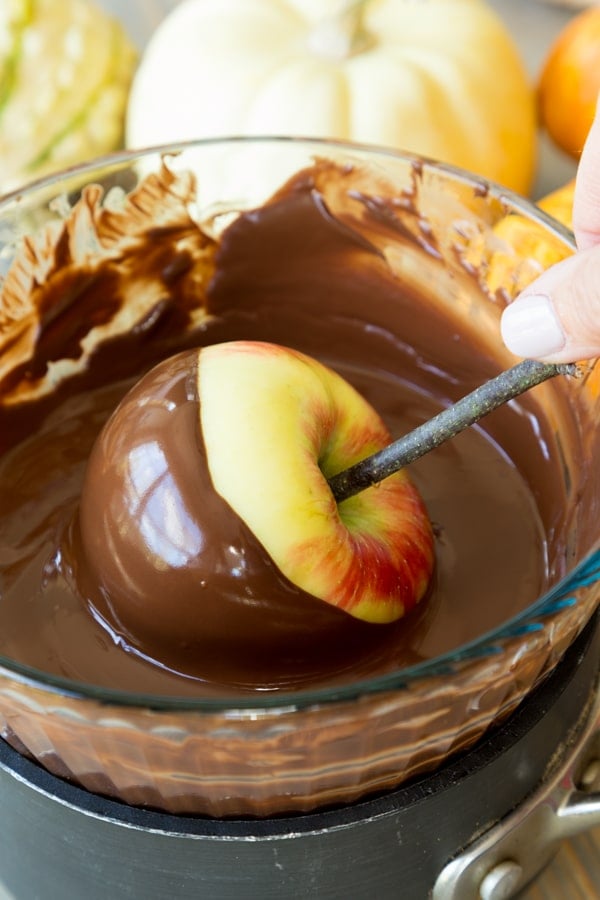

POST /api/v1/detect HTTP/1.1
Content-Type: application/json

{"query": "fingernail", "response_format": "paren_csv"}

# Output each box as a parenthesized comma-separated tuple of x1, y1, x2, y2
(500, 293, 566, 358)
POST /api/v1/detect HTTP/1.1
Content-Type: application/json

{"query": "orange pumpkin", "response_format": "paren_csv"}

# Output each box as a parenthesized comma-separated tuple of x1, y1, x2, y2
(474, 180, 575, 299)
(538, 7, 600, 158)
(537, 179, 575, 231)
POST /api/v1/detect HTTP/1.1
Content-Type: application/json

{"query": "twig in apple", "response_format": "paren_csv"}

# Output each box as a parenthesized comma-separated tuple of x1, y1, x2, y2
(329, 359, 578, 504)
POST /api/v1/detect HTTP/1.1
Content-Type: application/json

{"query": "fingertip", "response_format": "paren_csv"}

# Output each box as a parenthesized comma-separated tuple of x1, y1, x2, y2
(500, 293, 566, 360)
(573, 108, 600, 251)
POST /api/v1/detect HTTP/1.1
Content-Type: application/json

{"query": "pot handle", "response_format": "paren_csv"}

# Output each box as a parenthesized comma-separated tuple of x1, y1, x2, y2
(558, 779, 600, 837)
(433, 691, 600, 899)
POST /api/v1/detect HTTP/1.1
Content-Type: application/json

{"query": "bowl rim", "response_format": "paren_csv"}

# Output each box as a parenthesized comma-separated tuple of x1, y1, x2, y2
(0, 134, 595, 714)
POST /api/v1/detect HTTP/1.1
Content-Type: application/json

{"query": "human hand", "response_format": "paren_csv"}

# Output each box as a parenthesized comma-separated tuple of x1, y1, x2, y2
(501, 107, 600, 363)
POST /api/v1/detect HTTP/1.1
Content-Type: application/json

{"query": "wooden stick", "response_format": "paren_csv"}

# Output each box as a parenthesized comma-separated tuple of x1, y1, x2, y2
(329, 359, 577, 503)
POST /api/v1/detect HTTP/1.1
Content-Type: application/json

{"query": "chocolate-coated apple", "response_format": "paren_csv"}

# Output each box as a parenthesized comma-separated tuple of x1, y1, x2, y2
(77, 341, 434, 650)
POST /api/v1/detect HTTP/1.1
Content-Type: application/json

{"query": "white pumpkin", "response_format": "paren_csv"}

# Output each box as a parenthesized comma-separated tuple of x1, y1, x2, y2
(0, 0, 137, 195)
(126, 0, 537, 194)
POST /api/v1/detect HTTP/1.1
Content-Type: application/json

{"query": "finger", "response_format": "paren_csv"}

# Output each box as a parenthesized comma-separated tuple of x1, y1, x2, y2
(573, 104, 600, 251)
(500, 244, 600, 363)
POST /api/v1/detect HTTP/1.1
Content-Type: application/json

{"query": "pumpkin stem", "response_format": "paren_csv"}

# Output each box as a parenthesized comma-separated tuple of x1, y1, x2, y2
(308, 0, 375, 61)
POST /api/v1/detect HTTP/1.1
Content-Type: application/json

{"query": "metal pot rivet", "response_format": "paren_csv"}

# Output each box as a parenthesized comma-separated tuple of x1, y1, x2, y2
(479, 860, 523, 900)
(580, 759, 600, 789)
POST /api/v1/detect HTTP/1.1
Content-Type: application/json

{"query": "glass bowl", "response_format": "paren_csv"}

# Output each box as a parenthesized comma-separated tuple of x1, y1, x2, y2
(0, 137, 598, 818)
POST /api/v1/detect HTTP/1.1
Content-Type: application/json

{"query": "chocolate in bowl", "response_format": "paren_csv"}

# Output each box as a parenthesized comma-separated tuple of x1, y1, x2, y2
(0, 137, 598, 817)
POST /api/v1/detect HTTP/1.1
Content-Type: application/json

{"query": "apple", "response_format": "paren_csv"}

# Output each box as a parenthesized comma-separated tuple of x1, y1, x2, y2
(77, 340, 434, 645)
(198, 341, 434, 623)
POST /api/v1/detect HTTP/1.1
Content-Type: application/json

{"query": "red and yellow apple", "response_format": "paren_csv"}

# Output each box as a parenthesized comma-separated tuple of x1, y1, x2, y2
(198, 341, 434, 623)
(78, 340, 434, 641)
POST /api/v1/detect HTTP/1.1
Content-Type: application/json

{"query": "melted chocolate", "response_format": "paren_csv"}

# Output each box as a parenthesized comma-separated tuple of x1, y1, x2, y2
(0, 164, 572, 697)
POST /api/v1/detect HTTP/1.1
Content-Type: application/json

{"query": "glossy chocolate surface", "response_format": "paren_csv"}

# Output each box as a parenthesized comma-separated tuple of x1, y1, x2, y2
(0, 161, 573, 697)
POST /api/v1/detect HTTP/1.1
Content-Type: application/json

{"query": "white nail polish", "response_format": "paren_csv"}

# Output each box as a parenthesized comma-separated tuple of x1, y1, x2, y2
(501, 294, 566, 358)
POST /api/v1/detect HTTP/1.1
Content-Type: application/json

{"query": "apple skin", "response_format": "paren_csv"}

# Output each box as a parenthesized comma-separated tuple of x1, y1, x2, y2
(199, 341, 434, 623)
